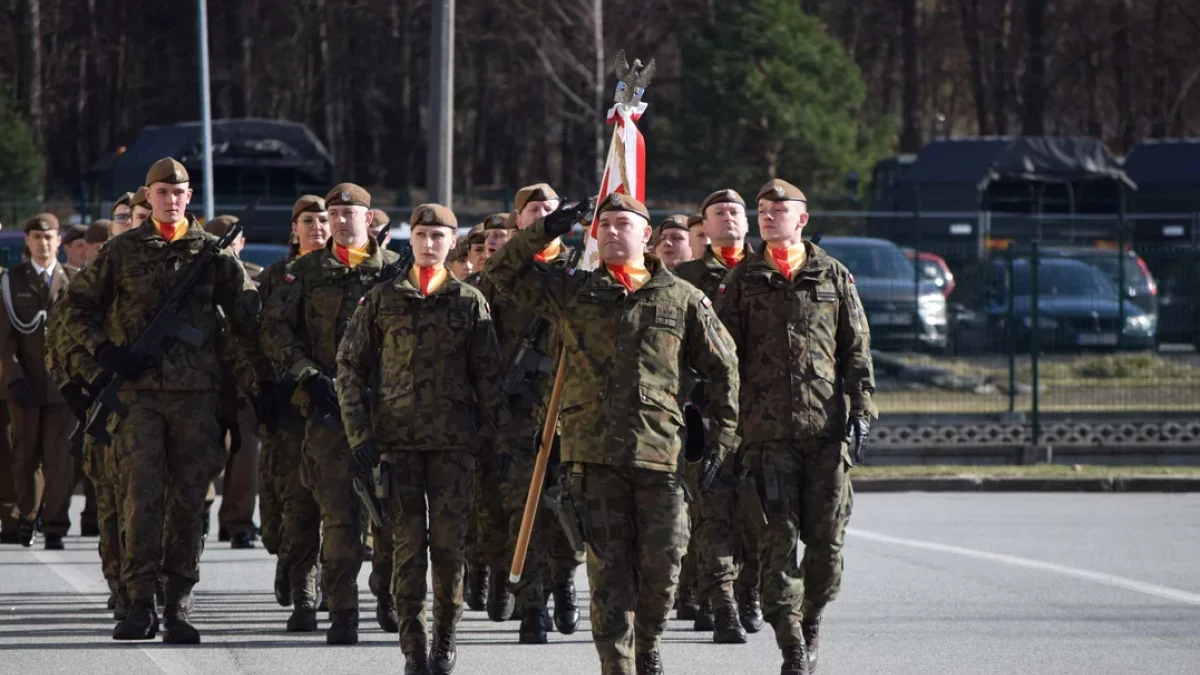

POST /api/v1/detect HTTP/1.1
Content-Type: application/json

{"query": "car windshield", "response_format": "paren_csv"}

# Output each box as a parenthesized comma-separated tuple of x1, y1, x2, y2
(820, 241, 914, 279)
(1012, 261, 1118, 297)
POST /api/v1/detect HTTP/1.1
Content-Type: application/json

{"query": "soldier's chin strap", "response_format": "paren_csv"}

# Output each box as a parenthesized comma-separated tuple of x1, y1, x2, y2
(0, 271, 47, 335)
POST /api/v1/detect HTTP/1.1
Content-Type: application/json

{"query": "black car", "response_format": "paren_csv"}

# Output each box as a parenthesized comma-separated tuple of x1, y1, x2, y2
(1038, 247, 1158, 318)
(951, 257, 1156, 352)
(815, 236, 948, 352)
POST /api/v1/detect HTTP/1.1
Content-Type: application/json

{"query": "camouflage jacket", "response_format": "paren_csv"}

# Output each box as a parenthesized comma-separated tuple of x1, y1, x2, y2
(337, 272, 511, 452)
(468, 244, 570, 416)
(261, 239, 392, 381)
(715, 242, 876, 445)
(61, 216, 270, 393)
(673, 244, 753, 299)
(484, 220, 741, 473)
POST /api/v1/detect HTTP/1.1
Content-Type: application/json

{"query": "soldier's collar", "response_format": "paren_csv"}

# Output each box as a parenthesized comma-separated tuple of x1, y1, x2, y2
(320, 238, 384, 270)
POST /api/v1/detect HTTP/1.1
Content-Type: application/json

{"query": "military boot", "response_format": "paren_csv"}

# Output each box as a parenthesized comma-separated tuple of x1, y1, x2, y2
(376, 596, 399, 633)
(551, 580, 579, 635)
(465, 565, 487, 612)
(692, 600, 714, 631)
(712, 604, 747, 644)
(274, 559, 292, 607)
(162, 602, 201, 644)
(801, 612, 821, 674)
(112, 599, 158, 640)
(113, 590, 130, 621)
(44, 533, 64, 550)
(286, 602, 319, 633)
(430, 628, 457, 674)
(518, 607, 548, 644)
(780, 643, 810, 675)
(737, 585, 764, 633)
(486, 568, 513, 622)
(676, 586, 699, 621)
(404, 650, 432, 675)
(326, 609, 359, 645)
(635, 649, 665, 675)
(18, 519, 34, 547)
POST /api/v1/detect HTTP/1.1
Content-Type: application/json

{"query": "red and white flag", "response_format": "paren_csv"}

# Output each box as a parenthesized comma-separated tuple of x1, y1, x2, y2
(580, 101, 647, 271)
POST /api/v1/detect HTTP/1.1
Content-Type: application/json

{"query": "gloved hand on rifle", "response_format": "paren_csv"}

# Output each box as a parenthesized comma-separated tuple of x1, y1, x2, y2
(60, 382, 91, 422)
(96, 341, 154, 380)
(252, 381, 282, 434)
(350, 438, 381, 476)
(682, 403, 721, 494)
(9, 378, 36, 410)
(845, 416, 870, 465)
(302, 373, 339, 416)
(543, 196, 597, 238)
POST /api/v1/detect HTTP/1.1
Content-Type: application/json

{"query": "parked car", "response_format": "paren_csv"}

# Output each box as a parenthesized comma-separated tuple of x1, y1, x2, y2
(901, 248, 956, 298)
(239, 243, 291, 269)
(1039, 246, 1157, 318)
(815, 236, 948, 352)
(951, 257, 1156, 352)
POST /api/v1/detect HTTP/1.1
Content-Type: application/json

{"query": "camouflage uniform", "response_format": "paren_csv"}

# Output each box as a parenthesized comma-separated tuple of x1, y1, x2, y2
(260, 238, 397, 614)
(674, 245, 761, 621)
(715, 242, 875, 650)
(61, 216, 270, 606)
(485, 219, 741, 674)
(337, 268, 510, 656)
(470, 248, 586, 622)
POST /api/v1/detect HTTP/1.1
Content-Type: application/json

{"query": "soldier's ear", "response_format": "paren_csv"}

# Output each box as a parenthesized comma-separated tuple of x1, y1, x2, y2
(641, 223, 653, 244)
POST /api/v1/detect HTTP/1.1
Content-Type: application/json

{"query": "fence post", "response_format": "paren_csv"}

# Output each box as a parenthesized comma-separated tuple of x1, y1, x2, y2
(1030, 240, 1041, 447)
(913, 185, 922, 349)
(1116, 187, 1127, 349)
(1007, 241, 1016, 414)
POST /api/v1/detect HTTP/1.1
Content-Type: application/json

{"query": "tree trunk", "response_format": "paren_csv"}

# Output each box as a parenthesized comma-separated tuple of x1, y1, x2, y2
(18, 0, 43, 145)
(958, 0, 991, 135)
(593, 0, 605, 185)
(899, 0, 922, 152)
(314, 0, 336, 160)
(1150, 0, 1167, 137)
(238, 2, 253, 116)
(1021, 0, 1047, 135)
(991, 0, 1013, 133)
(1111, 0, 1133, 152)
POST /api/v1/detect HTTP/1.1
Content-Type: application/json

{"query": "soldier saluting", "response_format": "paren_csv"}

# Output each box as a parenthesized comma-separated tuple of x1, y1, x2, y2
(61, 158, 276, 644)
(339, 203, 513, 675)
(485, 193, 740, 675)
(716, 179, 876, 675)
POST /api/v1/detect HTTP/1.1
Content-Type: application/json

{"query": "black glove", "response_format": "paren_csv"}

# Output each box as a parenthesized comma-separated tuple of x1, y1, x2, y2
(60, 382, 90, 422)
(96, 341, 152, 380)
(697, 446, 723, 494)
(351, 439, 381, 476)
(220, 417, 242, 455)
(303, 373, 339, 416)
(252, 381, 282, 434)
(9, 378, 36, 410)
(845, 417, 870, 465)
(543, 196, 597, 237)
(683, 403, 706, 463)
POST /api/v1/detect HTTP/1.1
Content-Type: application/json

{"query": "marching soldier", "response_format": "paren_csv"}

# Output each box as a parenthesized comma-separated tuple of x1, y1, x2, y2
(204, 215, 264, 549)
(339, 203, 512, 675)
(484, 212, 512, 258)
(485, 193, 740, 675)
(83, 221, 112, 263)
(652, 215, 692, 270)
(258, 195, 330, 622)
(716, 179, 875, 675)
(61, 158, 277, 643)
(687, 212, 708, 261)
(448, 238, 472, 280)
(674, 189, 763, 642)
(62, 225, 89, 270)
(0, 214, 77, 549)
(262, 183, 397, 644)
(470, 184, 583, 643)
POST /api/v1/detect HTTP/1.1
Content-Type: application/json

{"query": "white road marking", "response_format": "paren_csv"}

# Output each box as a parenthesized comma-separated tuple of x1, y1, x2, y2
(32, 550, 204, 675)
(848, 528, 1200, 607)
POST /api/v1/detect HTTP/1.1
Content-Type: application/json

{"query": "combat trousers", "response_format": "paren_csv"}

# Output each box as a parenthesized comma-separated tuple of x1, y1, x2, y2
(302, 421, 363, 611)
(387, 450, 475, 654)
(276, 422, 319, 604)
(0, 404, 21, 534)
(693, 462, 760, 611)
(744, 437, 853, 649)
(578, 463, 689, 675)
(111, 391, 223, 603)
(469, 440, 506, 571)
(218, 404, 260, 537)
(9, 402, 73, 535)
(676, 500, 698, 603)
(81, 435, 122, 586)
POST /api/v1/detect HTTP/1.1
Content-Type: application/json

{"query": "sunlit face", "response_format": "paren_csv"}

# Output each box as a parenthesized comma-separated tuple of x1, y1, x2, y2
(518, 199, 559, 230)
(703, 201, 748, 247)
(64, 239, 88, 267)
(468, 242, 487, 268)
(293, 211, 331, 253)
(328, 205, 371, 248)
(485, 228, 510, 256)
(654, 228, 692, 269)
(450, 258, 473, 280)
(25, 230, 60, 266)
(148, 182, 192, 223)
(410, 224, 456, 267)
(757, 199, 808, 244)
(688, 224, 709, 260)
(597, 211, 651, 266)
(111, 204, 132, 232)
(130, 206, 152, 231)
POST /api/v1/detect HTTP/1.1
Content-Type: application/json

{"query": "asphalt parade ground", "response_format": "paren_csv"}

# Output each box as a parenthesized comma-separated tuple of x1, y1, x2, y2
(2, 493, 1198, 674)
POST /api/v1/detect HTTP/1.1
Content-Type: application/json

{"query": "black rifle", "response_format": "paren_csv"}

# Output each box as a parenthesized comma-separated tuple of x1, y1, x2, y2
(501, 245, 583, 406)
(84, 222, 245, 446)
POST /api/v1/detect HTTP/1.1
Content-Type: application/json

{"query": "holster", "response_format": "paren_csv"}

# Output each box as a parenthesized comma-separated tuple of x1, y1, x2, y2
(739, 471, 769, 528)
(353, 469, 389, 529)
(374, 460, 395, 523)
(544, 470, 587, 553)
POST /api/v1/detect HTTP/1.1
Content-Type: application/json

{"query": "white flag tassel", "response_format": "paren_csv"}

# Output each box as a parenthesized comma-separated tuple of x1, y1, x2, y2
(580, 101, 648, 271)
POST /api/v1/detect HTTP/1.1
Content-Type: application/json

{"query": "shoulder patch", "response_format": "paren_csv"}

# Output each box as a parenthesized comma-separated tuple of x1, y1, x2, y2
(566, 267, 577, 276)
(701, 296, 712, 309)
(283, 273, 295, 284)
(718, 283, 726, 295)
(358, 296, 365, 306)
(484, 301, 491, 315)
(848, 273, 855, 284)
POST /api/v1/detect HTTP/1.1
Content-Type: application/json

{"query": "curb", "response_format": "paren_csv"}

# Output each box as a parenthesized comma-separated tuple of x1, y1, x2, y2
(851, 476, 1200, 493)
